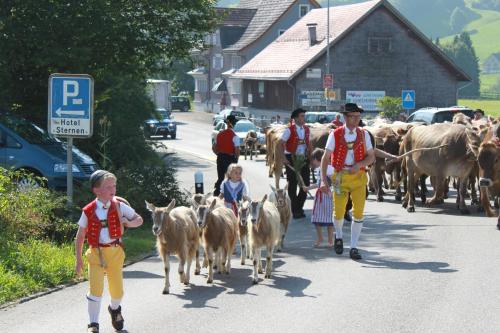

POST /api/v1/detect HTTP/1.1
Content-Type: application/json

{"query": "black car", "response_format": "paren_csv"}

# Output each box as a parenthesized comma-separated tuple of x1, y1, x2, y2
(143, 108, 177, 139)
(170, 96, 190, 112)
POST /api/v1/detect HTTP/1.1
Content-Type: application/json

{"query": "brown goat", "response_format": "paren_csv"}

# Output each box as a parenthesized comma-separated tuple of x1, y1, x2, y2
(246, 195, 281, 284)
(237, 200, 251, 265)
(268, 184, 292, 252)
(146, 199, 200, 294)
(244, 130, 258, 160)
(195, 200, 238, 283)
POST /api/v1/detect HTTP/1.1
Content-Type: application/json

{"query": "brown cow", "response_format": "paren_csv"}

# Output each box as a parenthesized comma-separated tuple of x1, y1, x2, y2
(401, 123, 481, 214)
(478, 121, 500, 228)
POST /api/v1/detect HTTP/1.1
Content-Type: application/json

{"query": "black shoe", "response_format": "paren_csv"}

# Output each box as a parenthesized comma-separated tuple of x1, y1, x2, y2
(350, 248, 362, 260)
(334, 238, 343, 255)
(344, 211, 352, 222)
(108, 306, 124, 331)
(87, 323, 99, 333)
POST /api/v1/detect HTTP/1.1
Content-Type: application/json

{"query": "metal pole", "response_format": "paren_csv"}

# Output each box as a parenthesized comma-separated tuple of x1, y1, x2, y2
(67, 137, 73, 206)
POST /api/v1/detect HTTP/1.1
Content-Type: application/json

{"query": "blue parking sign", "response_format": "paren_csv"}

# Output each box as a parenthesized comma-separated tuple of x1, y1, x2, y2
(48, 74, 94, 137)
(402, 90, 415, 109)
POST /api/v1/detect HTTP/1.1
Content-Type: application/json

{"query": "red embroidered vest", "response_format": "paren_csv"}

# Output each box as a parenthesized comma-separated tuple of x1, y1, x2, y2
(216, 129, 237, 155)
(331, 126, 366, 171)
(285, 122, 310, 154)
(83, 198, 122, 247)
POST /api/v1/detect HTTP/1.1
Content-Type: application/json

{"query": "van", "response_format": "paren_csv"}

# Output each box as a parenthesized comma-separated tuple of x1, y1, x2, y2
(0, 113, 98, 190)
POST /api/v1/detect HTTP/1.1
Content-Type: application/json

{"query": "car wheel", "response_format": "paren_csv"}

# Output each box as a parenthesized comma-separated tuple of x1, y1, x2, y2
(15, 170, 44, 191)
(183, 106, 189, 112)
(170, 133, 176, 139)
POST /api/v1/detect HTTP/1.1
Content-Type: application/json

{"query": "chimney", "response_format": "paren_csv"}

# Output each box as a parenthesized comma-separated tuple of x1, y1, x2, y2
(307, 23, 317, 46)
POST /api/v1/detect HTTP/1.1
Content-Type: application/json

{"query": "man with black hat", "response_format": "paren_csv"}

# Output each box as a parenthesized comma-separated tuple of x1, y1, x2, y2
(474, 109, 485, 121)
(320, 103, 375, 260)
(281, 108, 312, 219)
(213, 114, 240, 196)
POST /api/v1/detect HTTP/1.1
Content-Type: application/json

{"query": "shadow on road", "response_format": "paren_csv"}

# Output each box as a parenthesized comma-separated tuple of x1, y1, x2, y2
(172, 284, 226, 309)
(361, 255, 458, 273)
(123, 270, 164, 279)
(164, 153, 213, 171)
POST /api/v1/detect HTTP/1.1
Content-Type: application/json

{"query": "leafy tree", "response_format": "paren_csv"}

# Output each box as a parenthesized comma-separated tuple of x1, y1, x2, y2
(440, 31, 481, 97)
(377, 96, 403, 120)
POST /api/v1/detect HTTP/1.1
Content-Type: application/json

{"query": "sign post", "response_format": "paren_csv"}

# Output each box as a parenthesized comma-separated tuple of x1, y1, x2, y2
(402, 90, 415, 115)
(48, 74, 94, 205)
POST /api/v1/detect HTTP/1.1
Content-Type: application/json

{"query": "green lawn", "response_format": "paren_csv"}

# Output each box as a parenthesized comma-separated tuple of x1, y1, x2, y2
(459, 99, 500, 116)
(122, 221, 156, 263)
(481, 73, 500, 93)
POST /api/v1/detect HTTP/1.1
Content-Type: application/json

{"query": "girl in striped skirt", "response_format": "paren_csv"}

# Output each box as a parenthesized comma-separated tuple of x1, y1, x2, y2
(302, 148, 334, 248)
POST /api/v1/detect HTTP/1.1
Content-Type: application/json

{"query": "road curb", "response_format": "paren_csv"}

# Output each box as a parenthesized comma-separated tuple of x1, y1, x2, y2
(0, 251, 158, 311)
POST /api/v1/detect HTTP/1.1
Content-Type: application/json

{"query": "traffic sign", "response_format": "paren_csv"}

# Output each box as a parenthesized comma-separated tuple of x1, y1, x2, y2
(402, 90, 415, 109)
(323, 74, 333, 89)
(48, 74, 94, 138)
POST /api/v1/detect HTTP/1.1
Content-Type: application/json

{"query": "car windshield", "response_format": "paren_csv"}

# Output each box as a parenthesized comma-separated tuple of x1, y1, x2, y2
(157, 110, 171, 119)
(234, 122, 256, 132)
(305, 114, 318, 123)
(231, 111, 245, 118)
(1, 115, 59, 145)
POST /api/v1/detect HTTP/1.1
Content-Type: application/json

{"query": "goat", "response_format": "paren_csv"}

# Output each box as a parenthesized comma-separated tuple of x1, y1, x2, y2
(146, 199, 200, 294)
(246, 194, 281, 284)
(237, 200, 251, 265)
(195, 199, 238, 283)
(268, 185, 292, 252)
(244, 130, 258, 160)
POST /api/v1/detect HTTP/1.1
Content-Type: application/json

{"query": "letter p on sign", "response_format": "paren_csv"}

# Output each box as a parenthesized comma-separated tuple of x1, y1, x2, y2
(63, 80, 82, 106)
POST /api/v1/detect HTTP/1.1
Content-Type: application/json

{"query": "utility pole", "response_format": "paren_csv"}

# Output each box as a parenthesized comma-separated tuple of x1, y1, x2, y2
(325, 0, 331, 110)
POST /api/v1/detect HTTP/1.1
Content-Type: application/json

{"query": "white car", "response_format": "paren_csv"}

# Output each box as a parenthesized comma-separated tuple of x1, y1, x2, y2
(213, 109, 247, 126)
(211, 119, 266, 152)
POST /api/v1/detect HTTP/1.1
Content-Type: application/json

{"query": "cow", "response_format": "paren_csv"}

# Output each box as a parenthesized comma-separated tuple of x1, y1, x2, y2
(401, 123, 481, 214)
(478, 121, 500, 228)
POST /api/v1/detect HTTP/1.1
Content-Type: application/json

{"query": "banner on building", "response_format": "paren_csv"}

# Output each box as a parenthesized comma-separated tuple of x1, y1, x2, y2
(346, 91, 385, 111)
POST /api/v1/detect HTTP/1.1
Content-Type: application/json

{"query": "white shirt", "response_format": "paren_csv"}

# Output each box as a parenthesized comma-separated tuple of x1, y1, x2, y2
(325, 128, 373, 167)
(315, 165, 334, 186)
(78, 199, 136, 244)
(229, 128, 241, 148)
(220, 179, 250, 198)
(281, 124, 307, 155)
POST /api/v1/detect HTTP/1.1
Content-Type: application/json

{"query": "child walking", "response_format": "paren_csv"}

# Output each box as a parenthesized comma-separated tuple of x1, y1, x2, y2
(220, 163, 250, 216)
(75, 170, 143, 333)
(303, 148, 334, 248)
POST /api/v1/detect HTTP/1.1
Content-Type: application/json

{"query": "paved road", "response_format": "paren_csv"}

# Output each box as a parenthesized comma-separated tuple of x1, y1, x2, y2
(2, 111, 500, 332)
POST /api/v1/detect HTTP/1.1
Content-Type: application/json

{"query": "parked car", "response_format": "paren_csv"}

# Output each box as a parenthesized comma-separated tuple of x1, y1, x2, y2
(143, 108, 177, 139)
(211, 119, 266, 152)
(0, 113, 98, 190)
(305, 111, 344, 124)
(407, 106, 475, 125)
(213, 108, 246, 126)
(170, 96, 190, 112)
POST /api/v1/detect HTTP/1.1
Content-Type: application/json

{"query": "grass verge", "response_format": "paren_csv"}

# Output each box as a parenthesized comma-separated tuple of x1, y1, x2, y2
(458, 99, 500, 116)
(0, 221, 156, 306)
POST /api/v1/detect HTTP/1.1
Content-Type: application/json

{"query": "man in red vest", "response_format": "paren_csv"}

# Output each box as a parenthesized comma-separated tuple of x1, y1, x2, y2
(213, 114, 240, 196)
(320, 103, 375, 260)
(281, 108, 313, 219)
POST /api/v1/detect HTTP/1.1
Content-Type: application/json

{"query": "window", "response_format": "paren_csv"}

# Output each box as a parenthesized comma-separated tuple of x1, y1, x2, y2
(230, 80, 241, 94)
(368, 37, 392, 55)
(213, 54, 223, 70)
(231, 55, 241, 69)
(195, 79, 207, 92)
(258, 81, 265, 97)
(278, 29, 286, 36)
(299, 4, 310, 18)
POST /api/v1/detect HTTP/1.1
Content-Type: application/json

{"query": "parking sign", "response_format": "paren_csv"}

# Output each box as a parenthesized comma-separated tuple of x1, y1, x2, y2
(48, 74, 94, 138)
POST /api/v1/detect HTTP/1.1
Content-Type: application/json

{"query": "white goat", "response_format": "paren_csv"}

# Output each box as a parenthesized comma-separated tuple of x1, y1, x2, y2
(268, 184, 292, 252)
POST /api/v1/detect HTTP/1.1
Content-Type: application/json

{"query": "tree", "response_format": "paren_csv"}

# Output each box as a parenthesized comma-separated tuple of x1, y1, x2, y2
(0, 0, 218, 167)
(377, 96, 403, 120)
(440, 32, 481, 97)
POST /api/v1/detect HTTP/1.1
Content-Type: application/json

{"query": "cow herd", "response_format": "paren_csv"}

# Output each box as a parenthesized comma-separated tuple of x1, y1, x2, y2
(265, 115, 500, 226)
(145, 186, 292, 293)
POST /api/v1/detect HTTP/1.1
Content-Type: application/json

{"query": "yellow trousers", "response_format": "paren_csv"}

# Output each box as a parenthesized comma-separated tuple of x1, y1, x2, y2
(85, 246, 125, 299)
(332, 170, 368, 221)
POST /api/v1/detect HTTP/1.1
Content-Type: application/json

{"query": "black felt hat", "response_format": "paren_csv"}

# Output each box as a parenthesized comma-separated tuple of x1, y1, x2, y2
(342, 103, 364, 113)
(291, 108, 306, 119)
(225, 114, 238, 126)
